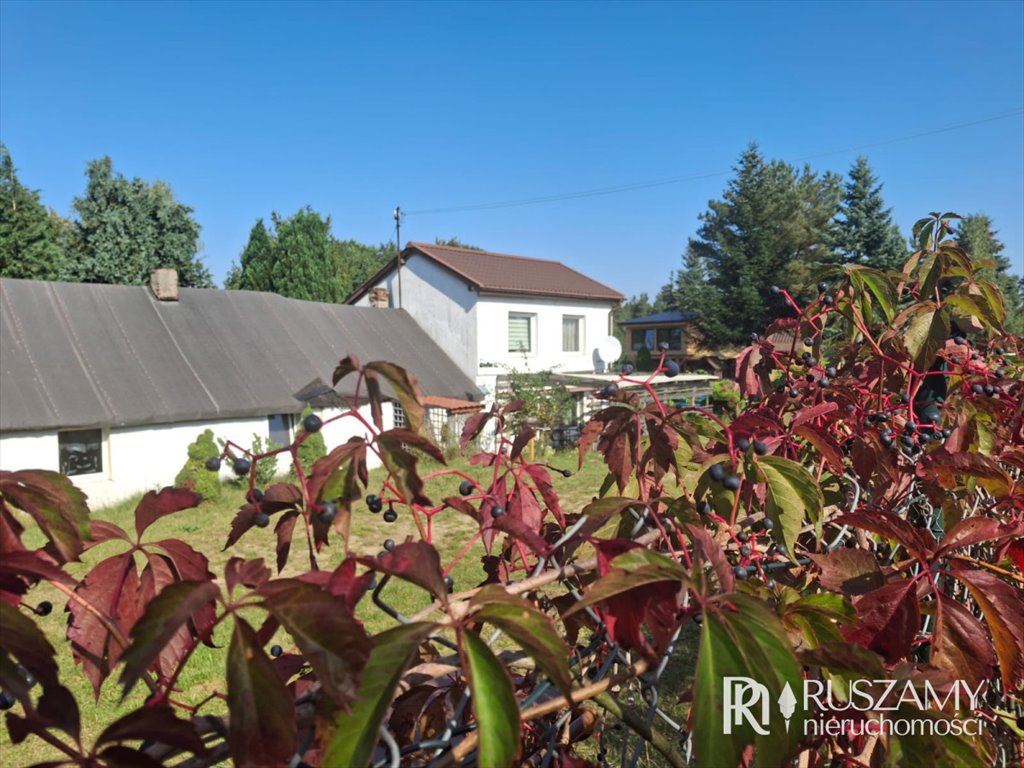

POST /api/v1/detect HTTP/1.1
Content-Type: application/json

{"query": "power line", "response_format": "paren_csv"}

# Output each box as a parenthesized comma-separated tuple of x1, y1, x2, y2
(404, 109, 1024, 216)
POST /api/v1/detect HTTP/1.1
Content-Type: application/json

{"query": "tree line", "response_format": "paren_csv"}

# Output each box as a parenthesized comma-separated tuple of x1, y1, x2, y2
(620, 145, 1024, 340)
(0, 146, 393, 301)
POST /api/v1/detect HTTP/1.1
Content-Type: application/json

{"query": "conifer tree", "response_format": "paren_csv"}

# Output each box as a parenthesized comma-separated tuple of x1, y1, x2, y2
(955, 213, 1023, 334)
(831, 156, 906, 271)
(0, 145, 66, 280)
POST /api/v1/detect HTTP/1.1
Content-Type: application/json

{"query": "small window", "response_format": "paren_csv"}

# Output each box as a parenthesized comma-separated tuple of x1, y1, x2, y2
(508, 313, 535, 353)
(393, 403, 407, 429)
(268, 414, 292, 447)
(562, 315, 583, 353)
(59, 429, 103, 476)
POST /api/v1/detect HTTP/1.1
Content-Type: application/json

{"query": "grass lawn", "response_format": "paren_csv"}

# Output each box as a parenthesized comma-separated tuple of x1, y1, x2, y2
(3, 447, 696, 766)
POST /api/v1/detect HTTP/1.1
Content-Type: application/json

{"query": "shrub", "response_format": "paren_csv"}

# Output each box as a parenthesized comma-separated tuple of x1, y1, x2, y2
(292, 405, 325, 477)
(173, 428, 222, 499)
(250, 433, 280, 487)
(1, 217, 1021, 768)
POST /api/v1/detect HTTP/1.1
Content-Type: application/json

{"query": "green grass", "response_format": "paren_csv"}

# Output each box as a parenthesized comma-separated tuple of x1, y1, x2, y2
(2, 447, 695, 766)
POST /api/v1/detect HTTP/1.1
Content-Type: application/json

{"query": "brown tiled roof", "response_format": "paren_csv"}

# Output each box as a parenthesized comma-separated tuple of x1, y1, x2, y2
(347, 243, 624, 303)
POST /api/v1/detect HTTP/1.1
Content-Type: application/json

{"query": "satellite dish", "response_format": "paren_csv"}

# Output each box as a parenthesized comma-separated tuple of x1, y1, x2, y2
(596, 336, 623, 366)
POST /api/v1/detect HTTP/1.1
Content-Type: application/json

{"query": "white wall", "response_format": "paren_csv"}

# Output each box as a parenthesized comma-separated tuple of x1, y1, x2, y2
(354, 255, 478, 378)
(0, 403, 385, 509)
(475, 295, 614, 375)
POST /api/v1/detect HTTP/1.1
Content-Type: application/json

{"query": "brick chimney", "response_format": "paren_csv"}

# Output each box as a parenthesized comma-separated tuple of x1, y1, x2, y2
(150, 268, 179, 301)
(369, 287, 389, 308)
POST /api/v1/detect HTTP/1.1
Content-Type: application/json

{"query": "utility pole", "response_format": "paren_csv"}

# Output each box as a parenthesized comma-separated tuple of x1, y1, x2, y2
(394, 206, 403, 309)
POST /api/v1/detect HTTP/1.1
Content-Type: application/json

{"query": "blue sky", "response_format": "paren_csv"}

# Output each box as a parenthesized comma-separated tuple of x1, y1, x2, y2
(2, 0, 1022, 300)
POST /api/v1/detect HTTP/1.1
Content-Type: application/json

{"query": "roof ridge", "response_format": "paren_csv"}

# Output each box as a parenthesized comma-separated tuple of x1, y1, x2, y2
(409, 241, 566, 267)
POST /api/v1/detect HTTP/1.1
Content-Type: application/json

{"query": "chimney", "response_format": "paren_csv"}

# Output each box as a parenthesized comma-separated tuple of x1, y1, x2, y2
(369, 287, 389, 308)
(150, 268, 179, 301)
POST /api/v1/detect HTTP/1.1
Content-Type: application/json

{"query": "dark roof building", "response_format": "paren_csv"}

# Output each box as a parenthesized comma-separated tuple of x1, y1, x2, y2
(0, 277, 481, 432)
(347, 242, 624, 304)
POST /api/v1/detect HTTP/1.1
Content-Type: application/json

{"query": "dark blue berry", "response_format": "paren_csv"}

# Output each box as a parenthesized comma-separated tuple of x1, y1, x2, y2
(723, 475, 742, 492)
(383, 508, 398, 523)
(458, 479, 474, 496)
(303, 413, 323, 433)
(366, 494, 383, 513)
(253, 511, 270, 527)
(753, 440, 768, 456)
(665, 359, 680, 377)
(233, 457, 251, 476)
(270, 644, 283, 657)
(34, 601, 52, 616)
(709, 464, 726, 482)
(205, 456, 221, 472)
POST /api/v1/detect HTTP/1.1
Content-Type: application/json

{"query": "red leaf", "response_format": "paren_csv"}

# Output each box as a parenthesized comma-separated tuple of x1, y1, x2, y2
(227, 618, 296, 767)
(835, 510, 936, 560)
(259, 579, 372, 706)
(223, 503, 274, 549)
(843, 578, 921, 664)
(792, 423, 845, 473)
(306, 440, 367, 504)
(150, 539, 213, 582)
(686, 523, 735, 594)
(460, 409, 494, 450)
(224, 557, 271, 596)
(791, 401, 839, 429)
(332, 353, 361, 386)
(734, 343, 763, 399)
(1008, 540, 1024, 572)
(522, 464, 564, 526)
(0, 550, 75, 586)
(68, 552, 142, 697)
(937, 518, 1024, 557)
(510, 427, 535, 460)
(808, 549, 884, 596)
(133, 488, 202, 540)
(932, 593, 997, 688)
(365, 360, 425, 434)
(492, 511, 552, 558)
(508, 483, 543, 534)
(119, 580, 220, 696)
(97, 704, 205, 754)
(0, 470, 90, 563)
(954, 568, 1024, 690)
(324, 557, 376, 610)
(377, 429, 432, 506)
(274, 510, 299, 573)
(87, 520, 132, 547)
(0, 601, 60, 702)
(358, 540, 448, 602)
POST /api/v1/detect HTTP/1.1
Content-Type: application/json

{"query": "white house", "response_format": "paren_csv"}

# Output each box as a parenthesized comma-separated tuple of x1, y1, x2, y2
(0, 273, 481, 507)
(346, 242, 625, 396)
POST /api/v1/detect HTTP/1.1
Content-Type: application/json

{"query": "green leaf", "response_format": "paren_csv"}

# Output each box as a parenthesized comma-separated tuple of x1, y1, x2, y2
(470, 585, 573, 698)
(365, 360, 425, 434)
(849, 266, 896, 323)
(119, 580, 219, 697)
(462, 628, 521, 768)
(324, 622, 438, 768)
(259, 579, 372, 706)
(755, 455, 823, 557)
(376, 429, 432, 506)
(692, 594, 802, 768)
(903, 304, 950, 373)
(226, 618, 296, 768)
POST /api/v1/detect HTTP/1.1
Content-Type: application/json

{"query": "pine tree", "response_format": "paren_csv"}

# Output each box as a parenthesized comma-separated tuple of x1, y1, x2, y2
(270, 208, 343, 303)
(686, 145, 840, 345)
(63, 157, 213, 287)
(831, 156, 906, 271)
(0, 145, 67, 280)
(955, 214, 1023, 334)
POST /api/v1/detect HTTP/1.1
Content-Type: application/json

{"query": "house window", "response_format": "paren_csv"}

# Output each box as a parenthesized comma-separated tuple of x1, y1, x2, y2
(268, 414, 292, 447)
(508, 313, 535, 353)
(631, 327, 682, 351)
(562, 315, 583, 353)
(393, 403, 407, 429)
(59, 429, 103, 476)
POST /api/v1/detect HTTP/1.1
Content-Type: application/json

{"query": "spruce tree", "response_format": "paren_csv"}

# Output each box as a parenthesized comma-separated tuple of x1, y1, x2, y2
(955, 214, 1023, 334)
(832, 156, 906, 271)
(686, 145, 839, 345)
(0, 145, 67, 280)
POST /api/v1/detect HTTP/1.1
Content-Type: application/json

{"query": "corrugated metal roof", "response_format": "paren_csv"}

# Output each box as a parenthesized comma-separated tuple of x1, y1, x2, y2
(0, 279, 482, 432)
(618, 310, 697, 326)
(347, 243, 625, 303)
